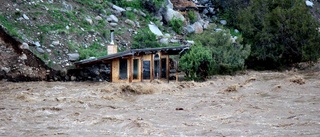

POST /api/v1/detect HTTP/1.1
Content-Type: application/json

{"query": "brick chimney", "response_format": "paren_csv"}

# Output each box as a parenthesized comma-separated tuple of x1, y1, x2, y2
(107, 29, 117, 54)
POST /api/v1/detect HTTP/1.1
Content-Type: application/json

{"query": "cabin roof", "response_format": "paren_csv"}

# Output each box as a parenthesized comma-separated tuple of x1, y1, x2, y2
(74, 46, 190, 67)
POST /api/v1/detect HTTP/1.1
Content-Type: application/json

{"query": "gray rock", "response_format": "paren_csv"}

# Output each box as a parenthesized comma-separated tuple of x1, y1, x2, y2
(109, 15, 118, 23)
(68, 53, 80, 61)
(1, 67, 10, 73)
(186, 40, 195, 45)
(19, 54, 27, 60)
(165, 0, 173, 9)
(135, 21, 141, 28)
(110, 23, 117, 27)
(306, 0, 314, 7)
(220, 20, 227, 25)
(62, 1, 73, 11)
(21, 42, 29, 49)
(106, 17, 113, 22)
(209, 8, 215, 14)
(112, 4, 126, 12)
(139, 10, 146, 17)
(159, 38, 169, 45)
(186, 25, 195, 33)
(202, 9, 209, 15)
(164, 33, 171, 37)
(148, 23, 163, 36)
(231, 36, 238, 43)
(163, 8, 185, 23)
(23, 14, 29, 20)
(170, 39, 179, 43)
(52, 40, 59, 46)
(215, 28, 223, 32)
(125, 19, 135, 27)
(71, 76, 77, 81)
(193, 22, 203, 34)
(36, 47, 45, 54)
(34, 41, 41, 47)
(203, 20, 209, 29)
(46, 49, 52, 53)
(95, 16, 103, 21)
(86, 18, 93, 25)
(234, 29, 239, 33)
(48, 0, 53, 3)
(133, 9, 138, 13)
(199, 0, 210, 5)
(126, 7, 132, 11)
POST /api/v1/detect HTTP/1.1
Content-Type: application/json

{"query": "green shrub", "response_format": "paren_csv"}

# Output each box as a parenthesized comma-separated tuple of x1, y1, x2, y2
(179, 45, 212, 81)
(78, 42, 107, 60)
(124, 11, 136, 20)
(187, 10, 197, 23)
(169, 18, 184, 34)
(131, 27, 160, 49)
(181, 29, 250, 79)
(43, 53, 49, 60)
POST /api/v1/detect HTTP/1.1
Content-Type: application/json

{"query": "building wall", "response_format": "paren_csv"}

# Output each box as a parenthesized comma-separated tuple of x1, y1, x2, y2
(111, 52, 170, 82)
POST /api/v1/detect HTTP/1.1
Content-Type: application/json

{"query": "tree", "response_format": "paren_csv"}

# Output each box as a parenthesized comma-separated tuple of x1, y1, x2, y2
(237, 0, 320, 69)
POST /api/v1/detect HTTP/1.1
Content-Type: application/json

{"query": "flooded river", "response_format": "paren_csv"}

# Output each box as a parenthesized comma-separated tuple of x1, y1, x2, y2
(0, 71, 319, 136)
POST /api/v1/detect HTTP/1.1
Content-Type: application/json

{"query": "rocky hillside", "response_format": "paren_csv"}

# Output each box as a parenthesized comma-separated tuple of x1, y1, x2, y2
(0, 0, 319, 81)
(0, 0, 218, 70)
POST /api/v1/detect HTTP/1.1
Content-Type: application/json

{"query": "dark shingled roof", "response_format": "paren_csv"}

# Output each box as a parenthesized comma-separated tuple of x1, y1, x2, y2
(74, 46, 190, 67)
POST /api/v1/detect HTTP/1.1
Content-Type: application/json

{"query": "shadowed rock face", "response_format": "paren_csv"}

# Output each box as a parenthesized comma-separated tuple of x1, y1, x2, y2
(0, 26, 49, 81)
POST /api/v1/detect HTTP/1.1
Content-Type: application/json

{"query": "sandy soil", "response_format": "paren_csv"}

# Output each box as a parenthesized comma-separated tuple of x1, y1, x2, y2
(0, 70, 320, 137)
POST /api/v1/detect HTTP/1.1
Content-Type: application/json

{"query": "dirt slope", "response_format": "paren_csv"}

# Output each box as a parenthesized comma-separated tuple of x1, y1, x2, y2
(0, 25, 50, 81)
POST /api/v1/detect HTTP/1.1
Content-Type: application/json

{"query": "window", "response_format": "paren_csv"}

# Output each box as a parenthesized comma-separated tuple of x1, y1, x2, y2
(119, 59, 127, 79)
(154, 54, 160, 79)
(133, 59, 139, 79)
(161, 58, 166, 78)
(143, 61, 150, 79)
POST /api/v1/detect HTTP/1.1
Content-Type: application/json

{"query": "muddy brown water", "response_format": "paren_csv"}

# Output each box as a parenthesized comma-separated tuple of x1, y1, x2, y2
(0, 71, 319, 136)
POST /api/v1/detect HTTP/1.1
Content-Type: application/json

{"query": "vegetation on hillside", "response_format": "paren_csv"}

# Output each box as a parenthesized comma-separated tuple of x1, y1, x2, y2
(222, 0, 320, 69)
(180, 28, 251, 81)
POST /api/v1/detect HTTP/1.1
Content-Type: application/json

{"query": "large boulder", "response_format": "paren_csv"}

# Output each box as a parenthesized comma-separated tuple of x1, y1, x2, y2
(306, 0, 314, 7)
(193, 22, 203, 34)
(185, 25, 195, 33)
(165, 0, 174, 9)
(109, 15, 118, 23)
(159, 38, 169, 45)
(68, 53, 80, 61)
(163, 8, 185, 23)
(112, 4, 126, 13)
(148, 23, 163, 36)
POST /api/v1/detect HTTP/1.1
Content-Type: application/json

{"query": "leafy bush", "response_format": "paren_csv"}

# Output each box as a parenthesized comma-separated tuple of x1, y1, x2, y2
(131, 27, 160, 49)
(179, 45, 212, 81)
(169, 18, 184, 34)
(180, 29, 250, 81)
(194, 29, 250, 74)
(237, 0, 320, 69)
